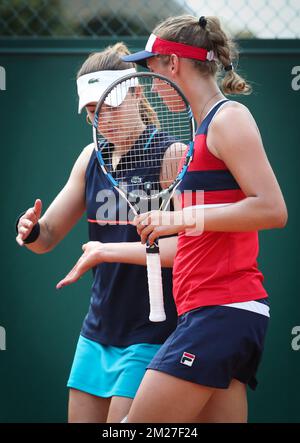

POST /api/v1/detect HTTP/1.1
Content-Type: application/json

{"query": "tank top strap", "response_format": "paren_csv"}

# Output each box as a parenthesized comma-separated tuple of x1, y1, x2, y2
(196, 99, 230, 136)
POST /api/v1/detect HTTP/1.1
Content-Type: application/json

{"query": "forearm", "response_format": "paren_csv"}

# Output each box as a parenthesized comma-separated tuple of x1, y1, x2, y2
(102, 236, 178, 268)
(183, 197, 287, 233)
(24, 196, 85, 254)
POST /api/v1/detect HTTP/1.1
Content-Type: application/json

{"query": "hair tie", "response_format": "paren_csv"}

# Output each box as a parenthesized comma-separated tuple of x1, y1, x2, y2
(199, 16, 207, 29)
(224, 63, 233, 72)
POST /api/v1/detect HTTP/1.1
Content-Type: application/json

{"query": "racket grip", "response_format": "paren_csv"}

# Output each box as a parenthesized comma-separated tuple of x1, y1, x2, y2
(146, 242, 166, 322)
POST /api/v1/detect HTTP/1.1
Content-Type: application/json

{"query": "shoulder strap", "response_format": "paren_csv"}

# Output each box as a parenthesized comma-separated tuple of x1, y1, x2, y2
(196, 99, 230, 135)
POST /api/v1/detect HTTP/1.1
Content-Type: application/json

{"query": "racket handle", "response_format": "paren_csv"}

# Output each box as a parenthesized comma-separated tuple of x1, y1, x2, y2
(146, 242, 166, 322)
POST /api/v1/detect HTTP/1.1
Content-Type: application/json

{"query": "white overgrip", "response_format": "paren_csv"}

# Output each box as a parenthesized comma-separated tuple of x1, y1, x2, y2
(146, 251, 166, 322)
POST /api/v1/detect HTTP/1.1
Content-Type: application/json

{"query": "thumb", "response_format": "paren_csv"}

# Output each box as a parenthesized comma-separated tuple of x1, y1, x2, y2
(34, 199, 43, 220)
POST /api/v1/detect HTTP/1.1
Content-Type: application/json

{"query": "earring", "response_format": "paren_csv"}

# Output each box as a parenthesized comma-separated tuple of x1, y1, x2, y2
(86, 114, 93, 126)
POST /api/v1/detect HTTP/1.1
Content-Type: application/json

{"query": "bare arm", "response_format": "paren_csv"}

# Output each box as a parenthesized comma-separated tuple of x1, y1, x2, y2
(201, 103, 288, 231)
(16, 144, 94, 253)
(135, 103, 288, 244)
(56, 236, 178, 289)
(103, 236, 177, 267)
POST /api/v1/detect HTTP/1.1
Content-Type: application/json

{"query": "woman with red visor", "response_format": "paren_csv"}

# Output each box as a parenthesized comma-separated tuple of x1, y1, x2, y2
(118, 15, 288, 423)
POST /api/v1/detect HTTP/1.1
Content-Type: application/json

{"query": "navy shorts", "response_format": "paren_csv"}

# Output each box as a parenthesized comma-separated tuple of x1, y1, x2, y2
(148, 299, 269, 390)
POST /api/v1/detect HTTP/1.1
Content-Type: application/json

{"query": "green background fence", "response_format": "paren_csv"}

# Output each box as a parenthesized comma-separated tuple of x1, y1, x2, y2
(0, 37, 300, 422)
(1, 0, 300, 38)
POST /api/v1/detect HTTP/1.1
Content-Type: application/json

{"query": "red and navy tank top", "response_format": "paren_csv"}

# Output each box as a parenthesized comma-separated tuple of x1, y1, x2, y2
(82, 125, 178, 346)
(173, 100, 268, 316)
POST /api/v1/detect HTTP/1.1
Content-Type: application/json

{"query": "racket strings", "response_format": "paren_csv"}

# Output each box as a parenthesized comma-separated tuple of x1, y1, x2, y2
(95, 75, 192, 199)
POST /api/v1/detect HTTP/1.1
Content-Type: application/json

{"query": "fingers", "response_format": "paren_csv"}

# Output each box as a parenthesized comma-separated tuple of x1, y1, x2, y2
(56, 242, 104, 290)
(135, 215, 152, 237)
(134, 213, 154, 243)
(137, 222, 148, 238)
(21, 208, 38, 225)
(34, 199, 43, 219)
(134, 211, 169, 245)
(16, 235, 24, 246)
(133, 212, 150, 227)
(138, 224, 155, 244)
(16, 219, 34, 243)
(18, 226, 29, 237)
(56, 255, 89, 289)
(19, 219, 34, 230)
(147, 228, 163, 245)
(16, 199, 42, 246)
(56, 265, 80, 289)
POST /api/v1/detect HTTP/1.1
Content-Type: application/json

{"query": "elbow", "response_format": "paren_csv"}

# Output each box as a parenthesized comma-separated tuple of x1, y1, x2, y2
(275, 209, 288, 229)
(269, 205, 288, 229)
(29, 236, 55, 254)
(40, 242, 56, 254)
(28, 244, 52, 254)
(36, 247, 52, 254)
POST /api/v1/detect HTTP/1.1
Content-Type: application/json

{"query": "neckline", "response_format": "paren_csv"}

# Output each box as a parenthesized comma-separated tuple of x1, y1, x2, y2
(196, 98, 229, 134)
(202, 98, 229, 122)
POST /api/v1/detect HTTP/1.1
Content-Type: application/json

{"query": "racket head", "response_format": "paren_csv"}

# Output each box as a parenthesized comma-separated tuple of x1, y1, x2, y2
(92, 72, 195, 204)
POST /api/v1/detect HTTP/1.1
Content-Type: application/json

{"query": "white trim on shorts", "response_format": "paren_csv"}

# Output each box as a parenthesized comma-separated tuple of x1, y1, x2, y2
(222, 300, 270, 317)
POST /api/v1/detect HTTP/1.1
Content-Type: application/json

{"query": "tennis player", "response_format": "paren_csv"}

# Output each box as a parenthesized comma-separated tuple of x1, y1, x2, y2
(118, 15, 288, 422)
(15, 43, 179, 423)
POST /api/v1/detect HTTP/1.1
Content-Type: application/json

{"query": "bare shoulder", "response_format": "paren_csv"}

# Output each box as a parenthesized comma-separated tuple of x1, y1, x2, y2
(211, 101, 257, 131)
(81, 142, 94, 160)
(208, 101, 260, 158)
(69, 142, 94, 181)
(77, 142, 94, 167)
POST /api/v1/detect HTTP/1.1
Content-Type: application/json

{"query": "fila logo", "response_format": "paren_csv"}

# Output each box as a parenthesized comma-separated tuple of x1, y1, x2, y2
(180, 352, 195, 367)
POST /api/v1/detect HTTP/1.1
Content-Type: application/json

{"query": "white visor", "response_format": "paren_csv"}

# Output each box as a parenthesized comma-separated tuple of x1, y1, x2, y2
(77, 68, 137, 113)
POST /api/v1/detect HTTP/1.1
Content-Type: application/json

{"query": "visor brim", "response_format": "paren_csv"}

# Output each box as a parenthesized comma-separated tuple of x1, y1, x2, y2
(122, 51, 155, 67)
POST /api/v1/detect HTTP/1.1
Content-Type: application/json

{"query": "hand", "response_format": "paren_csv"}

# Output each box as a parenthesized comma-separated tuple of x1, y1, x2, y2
(134, 210, 187, 245)
(16, 199, 42, 246)
(56, 241, 105, 289)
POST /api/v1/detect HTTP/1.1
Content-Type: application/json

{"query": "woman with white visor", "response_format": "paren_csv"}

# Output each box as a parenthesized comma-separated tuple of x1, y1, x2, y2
(16, 43, 179, 423)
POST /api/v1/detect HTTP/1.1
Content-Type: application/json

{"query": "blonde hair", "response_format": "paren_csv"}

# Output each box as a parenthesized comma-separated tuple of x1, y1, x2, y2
(153, 15, 251, 95)
(77, 43, 159, 126)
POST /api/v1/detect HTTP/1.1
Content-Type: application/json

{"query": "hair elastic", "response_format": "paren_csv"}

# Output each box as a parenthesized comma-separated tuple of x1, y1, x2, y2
(199, 16, 207, 29)
(224, 63, 233, 72)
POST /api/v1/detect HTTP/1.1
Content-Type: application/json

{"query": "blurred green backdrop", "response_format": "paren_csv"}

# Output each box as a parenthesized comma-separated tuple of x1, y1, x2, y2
(0, 38, 299, 422)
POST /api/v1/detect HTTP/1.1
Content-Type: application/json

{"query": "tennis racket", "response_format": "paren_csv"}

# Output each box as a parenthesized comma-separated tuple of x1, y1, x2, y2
(93, 72, 195, 322)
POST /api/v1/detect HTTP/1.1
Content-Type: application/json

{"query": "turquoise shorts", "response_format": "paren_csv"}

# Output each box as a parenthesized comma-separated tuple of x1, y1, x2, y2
(67, 335, 161, 399)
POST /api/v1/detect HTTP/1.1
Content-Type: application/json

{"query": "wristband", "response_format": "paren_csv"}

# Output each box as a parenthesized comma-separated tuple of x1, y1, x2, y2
(15, 212, 41, 244)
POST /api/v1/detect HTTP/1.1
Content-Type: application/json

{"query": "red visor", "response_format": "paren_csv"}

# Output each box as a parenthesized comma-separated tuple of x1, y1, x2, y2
(149, 35, 216, 62)
(121, 33, 217, 67)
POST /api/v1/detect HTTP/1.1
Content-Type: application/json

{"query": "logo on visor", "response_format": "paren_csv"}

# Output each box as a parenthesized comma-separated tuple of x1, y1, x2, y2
(88, 78, 99, 84)
(180, 352, 196, 367)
